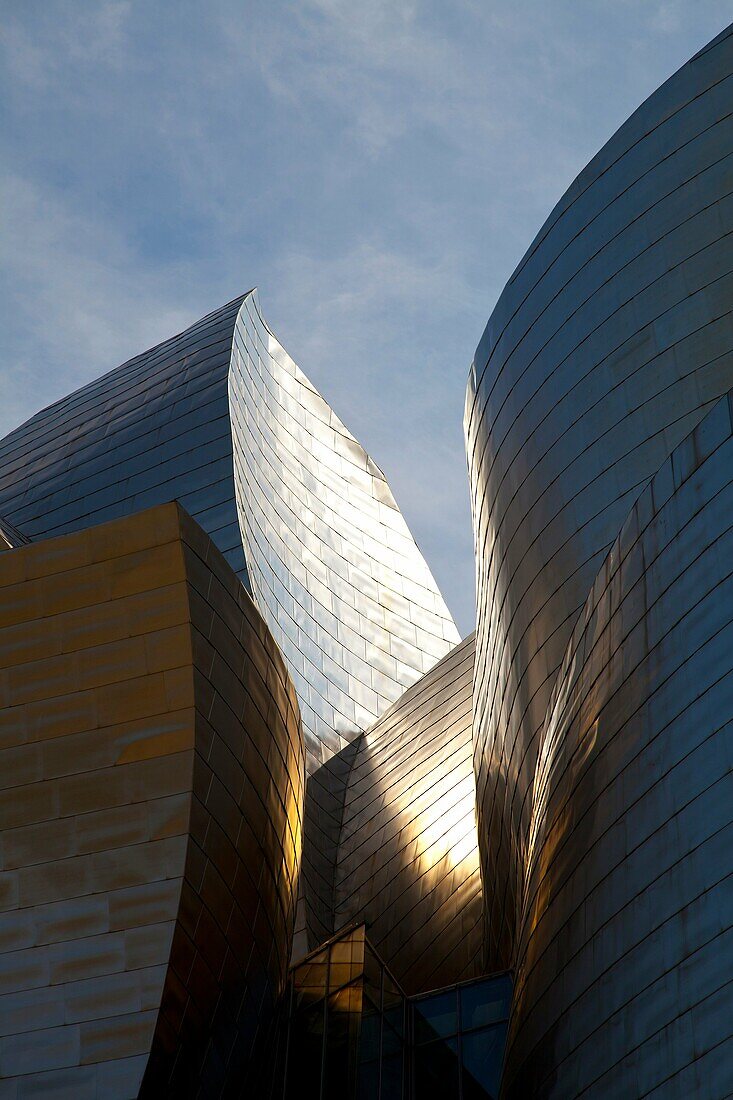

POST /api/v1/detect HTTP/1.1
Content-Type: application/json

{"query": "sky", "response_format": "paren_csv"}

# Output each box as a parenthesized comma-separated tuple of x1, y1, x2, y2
(1, 1, 732, 634)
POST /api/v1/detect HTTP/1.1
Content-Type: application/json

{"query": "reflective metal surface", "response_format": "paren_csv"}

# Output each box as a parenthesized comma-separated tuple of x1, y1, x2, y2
(504, 391, 733, 1097)
(0, 515, 28, 551)
(329, 633, 483, 994)
(229, 291, 461, 771)
(0, 290, 460, 782)
(465, 23, 733, 969)
(0, 297, 252, 586)
(0, 503, 305, 1096)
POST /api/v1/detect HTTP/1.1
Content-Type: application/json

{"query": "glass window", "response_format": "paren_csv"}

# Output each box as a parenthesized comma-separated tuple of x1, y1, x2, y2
(381, 1051, 404, 1099)
(382, 972, 405, 1038)
(460, 974, 512, 1031)
(413, 1037, 460, 1099)
(358, 1000, 381, 1061)
(356, 1059, 379, 1100)
(460, 1024, 507, 1100)
(285, 1003, 323, 1100)
(413, 990, 458, 1043)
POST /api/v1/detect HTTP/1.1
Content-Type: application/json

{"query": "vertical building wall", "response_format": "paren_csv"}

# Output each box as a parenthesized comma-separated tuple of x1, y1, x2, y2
(465, 24, 733, 967)
(503, 391, 733, 1098)
(229, 290, 460, 772)
(0, 503, 304, 1097)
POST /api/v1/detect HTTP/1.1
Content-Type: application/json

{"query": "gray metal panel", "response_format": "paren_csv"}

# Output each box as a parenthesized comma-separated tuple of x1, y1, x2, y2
(503, 391, 733, 1098)
(0, 297, 251, 587)
(229, 291, 460, 773)
(465, 23, 733, 968)
(0, 291, 459, 784)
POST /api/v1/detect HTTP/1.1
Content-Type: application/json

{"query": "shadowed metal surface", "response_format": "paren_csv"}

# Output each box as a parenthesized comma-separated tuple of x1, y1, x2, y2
(0, 297, 251, 586)
(229, 291, 461, 772)
(0, 503, 304, 1097)
(0, 516, 28, 551)
(465, 23, 733, 968)
(503, 391, 733, 1098)
(298, 635, 483, 994)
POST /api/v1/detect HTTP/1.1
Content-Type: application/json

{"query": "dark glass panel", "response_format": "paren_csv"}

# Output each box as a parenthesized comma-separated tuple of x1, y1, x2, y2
(285, 1003, 324, 1100)
(413, 1037, 459, 1099)
(356, 1059, 380, 1100)
(460, 1024, 507, 1100)
(459, 974, 512, 1031)
(381, 1051, 404, 1099)
(413, 989, 458, 1043)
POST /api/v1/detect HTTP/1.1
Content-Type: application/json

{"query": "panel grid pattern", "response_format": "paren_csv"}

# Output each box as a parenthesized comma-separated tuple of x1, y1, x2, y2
(0, 503, 305, 1098)
(0, 297, 250, 586)
(464, 24, 733, 968)
(229, 290, 460, 771)
(503, 390, 733, 1098)
(333, 634, 483, 995)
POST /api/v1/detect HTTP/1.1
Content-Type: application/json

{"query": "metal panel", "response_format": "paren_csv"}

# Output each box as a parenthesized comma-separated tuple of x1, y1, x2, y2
(503, 391, 733, 1097)
(465, 23, 733, 969)
(298, 635, 483, 994)
(0, 291, 459, 783)
(0, 298, 251, 585)
(229, 291, 461, 773)
(0, 502, 305, 1097)
(0, 515, 28, 551)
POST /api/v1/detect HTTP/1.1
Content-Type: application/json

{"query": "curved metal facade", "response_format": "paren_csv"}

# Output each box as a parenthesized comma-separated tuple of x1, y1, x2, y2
(0, 503, 304, 1096)
(331, 633, 482, 994)
(229, 290, 460, 771)
(465, 24, 733, 967)
(0, 291, 459, 779)
(0, 297, 251, 586)
(297, 634, 482, 991)
(504, 390, 733, 1098)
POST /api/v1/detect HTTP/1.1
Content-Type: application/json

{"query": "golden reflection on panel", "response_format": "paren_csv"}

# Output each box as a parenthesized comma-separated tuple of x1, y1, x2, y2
(0, 503, 305, 1098)
(301, 635, 483, 994)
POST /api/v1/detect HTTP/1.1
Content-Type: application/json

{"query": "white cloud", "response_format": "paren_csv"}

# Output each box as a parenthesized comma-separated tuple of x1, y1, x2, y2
(0, 171, 194, 433)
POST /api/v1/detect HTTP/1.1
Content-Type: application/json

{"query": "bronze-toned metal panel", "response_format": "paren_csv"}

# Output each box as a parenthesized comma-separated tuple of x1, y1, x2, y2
(0, 502, 305, 1098)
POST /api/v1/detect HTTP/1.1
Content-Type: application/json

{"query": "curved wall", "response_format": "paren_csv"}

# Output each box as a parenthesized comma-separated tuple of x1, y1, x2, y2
(465, 24, 733, 966)
(332, 633, 483, 994)
(229, 290, 460, 771)
(503, 391, 733, 1098)
(0, 297, 250, 586)
(0, 291, 460, 782)
(0, 503, 305, 1096)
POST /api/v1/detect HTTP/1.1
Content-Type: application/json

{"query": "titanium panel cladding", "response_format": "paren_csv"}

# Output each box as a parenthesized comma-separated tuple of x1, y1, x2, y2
(465, 24, 733, 968)
(330, 634, 483, 994)
(0, 503, 305, 1097)
(503, 392, 733, 1098)
(229, 290, 460, 772)
(0, 291, 460, 786)
(0, 297, 251, 585)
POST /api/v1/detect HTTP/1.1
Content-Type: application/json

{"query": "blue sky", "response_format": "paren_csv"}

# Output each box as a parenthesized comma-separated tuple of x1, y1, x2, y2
(1, 1, 731, 633)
